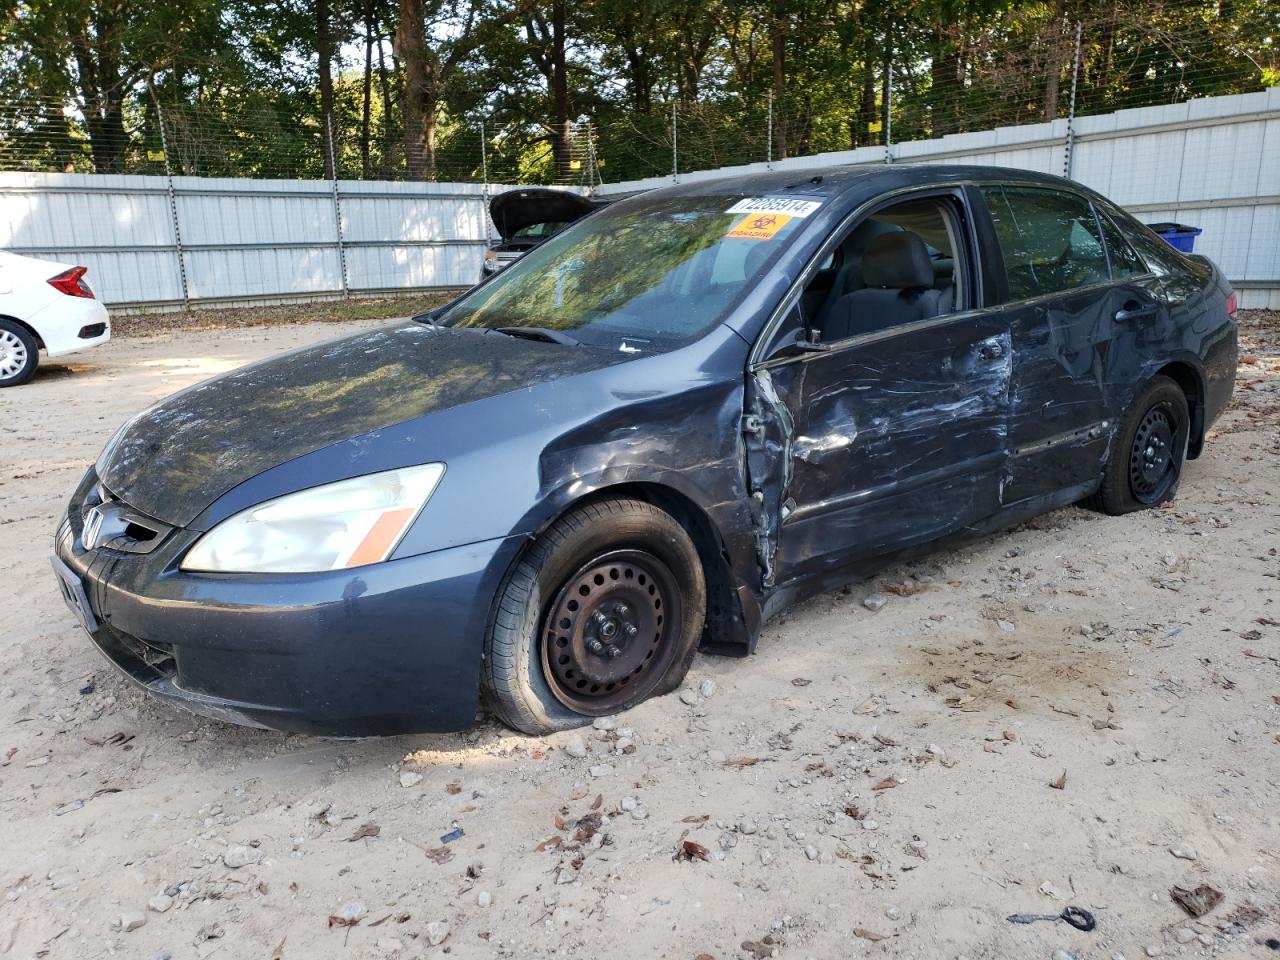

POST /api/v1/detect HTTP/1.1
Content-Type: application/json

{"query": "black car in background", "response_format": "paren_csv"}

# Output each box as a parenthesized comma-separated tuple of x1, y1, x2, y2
(480, 187, 605, 280)
(54, 163, 1237, 737)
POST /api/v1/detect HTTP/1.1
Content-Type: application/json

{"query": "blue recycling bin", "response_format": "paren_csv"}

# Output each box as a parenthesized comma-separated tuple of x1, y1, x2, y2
(1148, 222, 1202, 253)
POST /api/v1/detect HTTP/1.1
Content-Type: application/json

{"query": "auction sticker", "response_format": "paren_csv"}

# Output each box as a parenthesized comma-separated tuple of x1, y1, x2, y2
(726, 197, 822, 218)
(726, 212, 791, 241)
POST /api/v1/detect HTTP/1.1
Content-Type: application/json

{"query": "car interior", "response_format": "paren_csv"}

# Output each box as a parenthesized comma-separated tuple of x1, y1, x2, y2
(799, 196, 966, 343)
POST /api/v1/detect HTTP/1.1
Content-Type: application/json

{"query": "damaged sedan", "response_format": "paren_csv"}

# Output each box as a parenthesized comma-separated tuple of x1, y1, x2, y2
(53, 164, 1237, 736)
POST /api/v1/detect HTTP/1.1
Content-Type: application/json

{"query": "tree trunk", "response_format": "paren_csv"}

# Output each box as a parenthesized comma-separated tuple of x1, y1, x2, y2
(317, 0, 337, 178)
(396, 0, 430, 179)
(1043, 0, 1066, 122)
(376, 35, 396, 176)
(858, 60, 876, 147)
(550, 0, 572, 180)
(361, 10, 374, 179)
(770, 3, 787, 160)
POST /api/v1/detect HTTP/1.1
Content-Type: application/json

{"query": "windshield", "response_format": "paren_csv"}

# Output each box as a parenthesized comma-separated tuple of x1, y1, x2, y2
(439, 191, 818, 350)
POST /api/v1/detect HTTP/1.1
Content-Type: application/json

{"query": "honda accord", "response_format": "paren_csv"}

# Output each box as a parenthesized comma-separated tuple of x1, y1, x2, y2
(52, 164, 1237, 736)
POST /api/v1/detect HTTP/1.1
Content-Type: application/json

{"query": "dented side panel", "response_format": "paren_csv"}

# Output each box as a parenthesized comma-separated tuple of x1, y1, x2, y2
(747, 312, 1012, 588)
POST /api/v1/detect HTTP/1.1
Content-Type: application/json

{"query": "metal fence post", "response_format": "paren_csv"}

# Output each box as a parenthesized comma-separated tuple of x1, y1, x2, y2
(1063, 20, 1083, 180)
(766, 91, 774, 170)
(326, 116, 350, 298)
(671, 102, 679, 183)
(150, 95, 190, 310)
(479, 120, 494, 242)
(884, 55, 894, 164)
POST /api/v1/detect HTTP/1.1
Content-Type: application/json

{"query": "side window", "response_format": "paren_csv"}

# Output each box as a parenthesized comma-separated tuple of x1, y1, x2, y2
(1096, 200, 1208, 305)
(981, 186, 1109, 301)
(1093, 205, 1148, 279)
(801, 195, 968, 343)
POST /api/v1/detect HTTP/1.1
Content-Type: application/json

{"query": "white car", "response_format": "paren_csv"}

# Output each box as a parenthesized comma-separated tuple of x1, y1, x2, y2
(0, 251, 111, 387)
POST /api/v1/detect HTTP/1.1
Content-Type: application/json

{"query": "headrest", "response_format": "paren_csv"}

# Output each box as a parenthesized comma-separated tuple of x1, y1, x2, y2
(860, 231, 934, 290)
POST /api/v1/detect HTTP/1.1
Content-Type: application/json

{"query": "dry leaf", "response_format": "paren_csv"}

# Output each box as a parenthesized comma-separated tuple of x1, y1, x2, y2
(675, 839, 711, 862)
(423, 846, 454, 864)
(1171, 884, 1223, 917)
(270, 935, 287, 959)
(345, 823, 380, 842)
(791, 677, 812, 686)
(534, 835, 562, 852)
(722, 757, 762, 767)
(1049, 770, 1068, 790)
(591, 793, 603, 810)
(853, 928, 888, 941)
(681, 814, 710, 824)
(871, 776, 899, 791)
(328, 914, 360, 928)
(445, 782, 461, 795)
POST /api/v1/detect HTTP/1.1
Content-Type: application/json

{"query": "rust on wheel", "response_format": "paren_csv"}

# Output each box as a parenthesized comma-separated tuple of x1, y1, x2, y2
(540, 549, 682, 715)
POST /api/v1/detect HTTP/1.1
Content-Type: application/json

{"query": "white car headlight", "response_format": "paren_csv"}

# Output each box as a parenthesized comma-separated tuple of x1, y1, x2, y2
(181, 464, 445, 574)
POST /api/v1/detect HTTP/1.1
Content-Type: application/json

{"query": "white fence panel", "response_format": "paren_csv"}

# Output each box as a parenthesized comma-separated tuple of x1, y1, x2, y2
(1, 89, 1276, 310)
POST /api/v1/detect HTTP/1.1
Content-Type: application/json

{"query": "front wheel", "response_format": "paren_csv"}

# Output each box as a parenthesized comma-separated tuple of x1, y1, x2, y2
(482, 498, 706, 735)
(1091, 375, 1190, 515)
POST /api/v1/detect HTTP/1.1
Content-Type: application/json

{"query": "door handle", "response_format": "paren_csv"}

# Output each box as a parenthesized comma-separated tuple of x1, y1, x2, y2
(976, 339, 1005, 361)
(1115, 303, 1158, 322)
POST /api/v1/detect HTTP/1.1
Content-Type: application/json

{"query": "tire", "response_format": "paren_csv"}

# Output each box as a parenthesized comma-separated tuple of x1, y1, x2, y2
(482, 498, 706, 735)
(0, 319, 39, 387)
(1091, 375, 1189, 515)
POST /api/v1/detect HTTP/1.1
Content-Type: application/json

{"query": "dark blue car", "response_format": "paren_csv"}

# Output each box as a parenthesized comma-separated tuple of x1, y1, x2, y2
(52, 164, 1238, 736)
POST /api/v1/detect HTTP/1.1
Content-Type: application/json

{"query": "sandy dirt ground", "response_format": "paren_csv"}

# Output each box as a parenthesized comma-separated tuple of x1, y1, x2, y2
(1, 314, 1277, 960)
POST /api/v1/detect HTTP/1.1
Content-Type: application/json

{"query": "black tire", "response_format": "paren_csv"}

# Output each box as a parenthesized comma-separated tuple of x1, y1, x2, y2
(0, 319, 39, 387)
(1091, 375, 1189, 515)
(482, 498, 706, 735)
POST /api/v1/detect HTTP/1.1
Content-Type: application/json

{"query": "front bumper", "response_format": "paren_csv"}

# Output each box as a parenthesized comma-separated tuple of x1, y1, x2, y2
(53, 474, 522, 736)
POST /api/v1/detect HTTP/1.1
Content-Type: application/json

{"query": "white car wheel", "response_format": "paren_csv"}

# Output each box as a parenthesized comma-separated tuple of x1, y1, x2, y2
(0, 321, 39, 387)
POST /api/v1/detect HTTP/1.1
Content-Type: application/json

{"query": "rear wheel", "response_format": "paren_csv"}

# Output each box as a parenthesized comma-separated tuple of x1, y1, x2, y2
(1092, 375, 1189, 515)
(483, 498, 706, 735)
(0, 320, 38, 387)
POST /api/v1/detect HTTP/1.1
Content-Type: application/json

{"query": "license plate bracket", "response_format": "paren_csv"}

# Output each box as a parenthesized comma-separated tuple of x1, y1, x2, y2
(50, 555, 99, 634)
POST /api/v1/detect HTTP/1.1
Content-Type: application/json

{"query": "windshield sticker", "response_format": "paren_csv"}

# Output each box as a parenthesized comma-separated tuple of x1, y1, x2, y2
(726, 212, 791, 241)
(726, 197, 822, 218)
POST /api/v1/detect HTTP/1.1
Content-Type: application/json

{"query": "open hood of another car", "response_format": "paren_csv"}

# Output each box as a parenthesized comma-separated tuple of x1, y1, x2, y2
(489, 188, 599, 240)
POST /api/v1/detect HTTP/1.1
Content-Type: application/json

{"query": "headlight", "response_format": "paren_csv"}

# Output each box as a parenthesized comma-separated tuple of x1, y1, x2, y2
(181, 464, 445, 574)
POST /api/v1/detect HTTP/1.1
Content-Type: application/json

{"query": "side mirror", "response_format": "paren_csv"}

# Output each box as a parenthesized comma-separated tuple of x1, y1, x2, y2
(764, 326, 830, 362)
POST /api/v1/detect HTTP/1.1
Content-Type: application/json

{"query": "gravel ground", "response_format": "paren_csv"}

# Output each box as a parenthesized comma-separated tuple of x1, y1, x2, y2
(0, 313, 1277, 960)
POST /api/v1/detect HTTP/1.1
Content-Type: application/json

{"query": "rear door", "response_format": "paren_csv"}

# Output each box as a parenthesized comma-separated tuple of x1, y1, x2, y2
(744, 188, 1011, 587)
(975, 184, 1159, 504)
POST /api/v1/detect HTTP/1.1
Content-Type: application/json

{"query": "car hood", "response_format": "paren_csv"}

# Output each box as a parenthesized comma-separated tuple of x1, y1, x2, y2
(98, 323, 621, 527)
(489, 188, 598, 240)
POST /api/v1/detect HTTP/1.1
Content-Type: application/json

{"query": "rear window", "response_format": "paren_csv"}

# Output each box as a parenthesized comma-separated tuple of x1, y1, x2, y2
(981, 186, 1110, 301)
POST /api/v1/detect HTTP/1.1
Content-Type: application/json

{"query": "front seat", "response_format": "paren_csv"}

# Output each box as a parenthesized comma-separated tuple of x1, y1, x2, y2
(819, 231, 952, 342)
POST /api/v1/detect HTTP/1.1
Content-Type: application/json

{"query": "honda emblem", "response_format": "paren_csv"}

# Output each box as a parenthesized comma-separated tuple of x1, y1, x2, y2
(82, 507, 104, 550)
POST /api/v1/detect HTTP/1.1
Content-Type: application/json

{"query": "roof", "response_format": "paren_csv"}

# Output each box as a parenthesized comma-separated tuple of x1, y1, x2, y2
(635, 162, 1077, 203)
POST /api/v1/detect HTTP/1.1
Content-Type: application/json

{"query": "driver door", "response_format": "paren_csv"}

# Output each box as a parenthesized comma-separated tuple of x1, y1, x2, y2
(743, 189, 1012, 587)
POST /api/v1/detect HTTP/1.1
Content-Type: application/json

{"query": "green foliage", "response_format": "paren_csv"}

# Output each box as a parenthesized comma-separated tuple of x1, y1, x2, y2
(0, 0, 1275, 182)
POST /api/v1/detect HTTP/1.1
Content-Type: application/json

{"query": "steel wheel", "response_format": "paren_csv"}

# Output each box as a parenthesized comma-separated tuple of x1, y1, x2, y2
(0, 328, 29, 381)
(540, 548, 682, 715)
(1128, 403, 1177, 504)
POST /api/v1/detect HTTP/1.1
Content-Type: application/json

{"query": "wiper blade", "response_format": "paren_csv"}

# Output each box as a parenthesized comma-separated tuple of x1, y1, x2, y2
(491, 326, 582, 347)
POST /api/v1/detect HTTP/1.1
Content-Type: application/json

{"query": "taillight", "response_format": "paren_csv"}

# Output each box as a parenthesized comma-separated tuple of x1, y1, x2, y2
(48, 266, 95, 299)
(1225, 290, 1237, 318)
